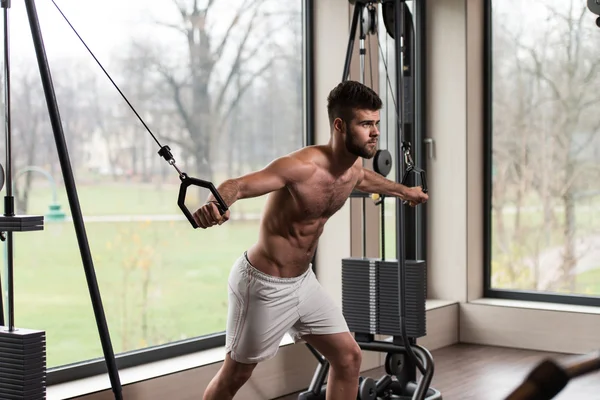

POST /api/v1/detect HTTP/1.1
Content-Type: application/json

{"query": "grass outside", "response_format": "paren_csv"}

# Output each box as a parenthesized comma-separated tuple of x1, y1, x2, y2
(25, 182, 267, 216)
(4, 181, 262, 367)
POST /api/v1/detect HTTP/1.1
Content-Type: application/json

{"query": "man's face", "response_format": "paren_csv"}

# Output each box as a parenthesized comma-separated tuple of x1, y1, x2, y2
(344, 109, 380, 159)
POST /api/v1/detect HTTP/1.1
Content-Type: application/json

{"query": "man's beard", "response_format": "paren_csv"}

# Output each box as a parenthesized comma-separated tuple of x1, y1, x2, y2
(345, 133, 377, 159)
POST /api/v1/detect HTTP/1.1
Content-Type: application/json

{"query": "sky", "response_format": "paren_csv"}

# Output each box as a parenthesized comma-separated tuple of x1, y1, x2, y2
(10, 0, 182, 64)
(6, 0, 297, 78)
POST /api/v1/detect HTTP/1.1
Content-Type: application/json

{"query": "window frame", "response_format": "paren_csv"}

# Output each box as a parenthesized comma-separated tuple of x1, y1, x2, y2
(482, 0, 600, 308)
(46, 0, 316, 386)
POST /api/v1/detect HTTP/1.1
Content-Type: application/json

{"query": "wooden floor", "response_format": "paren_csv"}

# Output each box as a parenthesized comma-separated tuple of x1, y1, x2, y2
(277, 344, 600, 400)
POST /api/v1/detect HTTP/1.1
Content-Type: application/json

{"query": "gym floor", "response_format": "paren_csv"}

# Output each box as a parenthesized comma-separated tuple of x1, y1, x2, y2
(277, 344, 600, 399)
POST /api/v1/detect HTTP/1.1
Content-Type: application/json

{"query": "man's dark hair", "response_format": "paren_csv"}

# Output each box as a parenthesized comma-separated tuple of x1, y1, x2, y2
(327, 80, 382, 126)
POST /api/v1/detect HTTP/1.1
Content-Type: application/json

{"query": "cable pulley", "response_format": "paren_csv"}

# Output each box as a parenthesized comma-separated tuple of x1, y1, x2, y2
(373, 148, 392, 177)
(50, 0, 227, 229)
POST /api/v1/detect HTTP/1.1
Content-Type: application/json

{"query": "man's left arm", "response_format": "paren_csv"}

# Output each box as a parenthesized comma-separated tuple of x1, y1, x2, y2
(355, 167, 428, 204)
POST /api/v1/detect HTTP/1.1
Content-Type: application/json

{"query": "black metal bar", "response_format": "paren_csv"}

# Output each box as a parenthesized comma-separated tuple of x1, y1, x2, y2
(381, 198, 386, 260)
(394, 0, 425, 377)
(415, 0, 427, 262)
(483, 0, 493, 298)
(412, 345, 435, 400)
(308, 362, 329, 395)
(394, 0, 407, 330)
(394, 0, 407, 338)
(304, 0, 319, 275)
(343, 2, 362, 82)
(23, 1, 123, 398)
(304, 0, 315, 147)
(403, 4, 418, 261)
(2, 0, 13, 331)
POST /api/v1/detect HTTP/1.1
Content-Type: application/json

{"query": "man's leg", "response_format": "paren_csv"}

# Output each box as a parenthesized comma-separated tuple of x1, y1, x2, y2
(291, 268, 361, 400)
(302, 333, 361, 400)
(204, 253, 303, 399)
(203, 353, 257, 400)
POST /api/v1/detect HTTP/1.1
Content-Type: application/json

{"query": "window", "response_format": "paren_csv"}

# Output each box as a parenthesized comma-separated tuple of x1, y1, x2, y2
(485, 0, 600, 305)
(377, 1, 427, 262)
(4, 0, 311, 383)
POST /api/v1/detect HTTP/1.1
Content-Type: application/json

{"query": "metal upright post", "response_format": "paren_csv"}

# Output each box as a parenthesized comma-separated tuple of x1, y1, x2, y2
(23, 1, 123, 398)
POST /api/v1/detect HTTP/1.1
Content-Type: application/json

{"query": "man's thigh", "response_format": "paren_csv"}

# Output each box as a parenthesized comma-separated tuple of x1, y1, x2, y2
(290, 270, 350, 340)
(225, 256, 300, 363)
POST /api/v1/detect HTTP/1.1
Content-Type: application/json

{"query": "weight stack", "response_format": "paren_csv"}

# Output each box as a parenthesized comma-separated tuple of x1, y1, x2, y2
(0, 327, 46, 399)
(377, 260, 427, 338)
(340, 258, 378, 334)
(341, 257, 427, 339)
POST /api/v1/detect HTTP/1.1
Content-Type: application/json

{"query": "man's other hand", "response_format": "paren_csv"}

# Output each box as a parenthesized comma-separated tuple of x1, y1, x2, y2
(405, 186, 429, 207)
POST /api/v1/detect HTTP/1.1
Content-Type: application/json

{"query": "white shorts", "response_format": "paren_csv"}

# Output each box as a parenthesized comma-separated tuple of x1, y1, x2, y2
(225, 252, 349, 364)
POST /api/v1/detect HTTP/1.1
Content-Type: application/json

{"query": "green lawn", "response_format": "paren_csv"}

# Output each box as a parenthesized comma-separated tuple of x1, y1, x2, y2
(25, 181, 267, 216)
(575, 268, 600, 296)
(2, 180, 264, 368)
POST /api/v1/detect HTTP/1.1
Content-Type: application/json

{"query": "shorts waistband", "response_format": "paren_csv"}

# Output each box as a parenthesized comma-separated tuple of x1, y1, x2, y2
(240, 251, 312, 284)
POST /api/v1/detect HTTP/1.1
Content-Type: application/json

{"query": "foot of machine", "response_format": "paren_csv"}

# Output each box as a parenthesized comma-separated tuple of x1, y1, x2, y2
(297, 377, 442, 400)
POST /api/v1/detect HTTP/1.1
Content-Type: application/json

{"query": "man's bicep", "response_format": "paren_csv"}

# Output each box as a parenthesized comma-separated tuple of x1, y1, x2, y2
(236, 156, 307, 199)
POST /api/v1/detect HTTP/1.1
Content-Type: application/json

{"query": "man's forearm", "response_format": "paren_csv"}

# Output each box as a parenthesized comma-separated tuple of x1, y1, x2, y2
(356, 168, 409, 199)
(206, 179, 241, 207)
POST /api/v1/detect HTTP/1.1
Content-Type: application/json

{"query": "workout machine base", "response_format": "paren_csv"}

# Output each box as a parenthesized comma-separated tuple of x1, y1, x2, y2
(298, 337, 441, 400)
(0, 326, 46, 399)
(298, 381, 441, 400)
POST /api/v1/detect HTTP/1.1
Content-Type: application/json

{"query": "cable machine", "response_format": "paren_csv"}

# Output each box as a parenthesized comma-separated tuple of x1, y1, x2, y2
(298, 1, 439, 399)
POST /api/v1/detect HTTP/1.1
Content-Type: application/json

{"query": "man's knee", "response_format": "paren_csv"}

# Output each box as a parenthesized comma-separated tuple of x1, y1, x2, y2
(329, 342, 362, 375)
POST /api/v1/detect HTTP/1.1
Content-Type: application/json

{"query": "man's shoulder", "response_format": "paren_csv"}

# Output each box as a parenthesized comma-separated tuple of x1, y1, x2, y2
(273, 147, 321, 182)
(290, 145, 328, 163)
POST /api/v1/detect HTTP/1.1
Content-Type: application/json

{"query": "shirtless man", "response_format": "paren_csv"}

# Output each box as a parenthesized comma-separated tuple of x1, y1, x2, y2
(194, 80, 428, 400)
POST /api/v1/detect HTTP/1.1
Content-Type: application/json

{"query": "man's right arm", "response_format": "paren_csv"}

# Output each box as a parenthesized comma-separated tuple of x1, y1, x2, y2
(207, 155, 314, 208)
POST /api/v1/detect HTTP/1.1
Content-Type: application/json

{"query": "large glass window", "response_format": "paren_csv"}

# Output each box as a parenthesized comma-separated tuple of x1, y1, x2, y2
(2, 0, 308, 375)
(486, 0, 600, 304)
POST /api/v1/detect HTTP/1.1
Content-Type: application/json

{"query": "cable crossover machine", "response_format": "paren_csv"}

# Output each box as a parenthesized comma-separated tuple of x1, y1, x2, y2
(298, 1, 439, 399)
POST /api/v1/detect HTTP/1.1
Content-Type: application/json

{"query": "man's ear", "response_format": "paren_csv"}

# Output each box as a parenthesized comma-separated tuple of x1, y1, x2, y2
(333, 117, 345, 133)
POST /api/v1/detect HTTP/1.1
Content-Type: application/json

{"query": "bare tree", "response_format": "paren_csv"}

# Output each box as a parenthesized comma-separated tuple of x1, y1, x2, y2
(122, 0, 298, 181)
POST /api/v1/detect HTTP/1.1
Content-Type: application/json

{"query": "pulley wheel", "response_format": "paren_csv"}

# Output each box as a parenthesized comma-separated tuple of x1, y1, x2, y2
(373, 149, 392, 177)
(385, 352, 402, 375)
(358, 377, 377, 400)
(0, 163, 5, 191)
(382, 1, 396, 39)
(362, 5, 378, 36)
(382, 1, 411, 40)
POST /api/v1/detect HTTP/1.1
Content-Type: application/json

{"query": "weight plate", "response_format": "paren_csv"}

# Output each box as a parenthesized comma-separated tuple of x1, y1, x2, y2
(373, 149, 392, 177)
(385, 352, 402, 376)
(358, 377, 377, 400)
